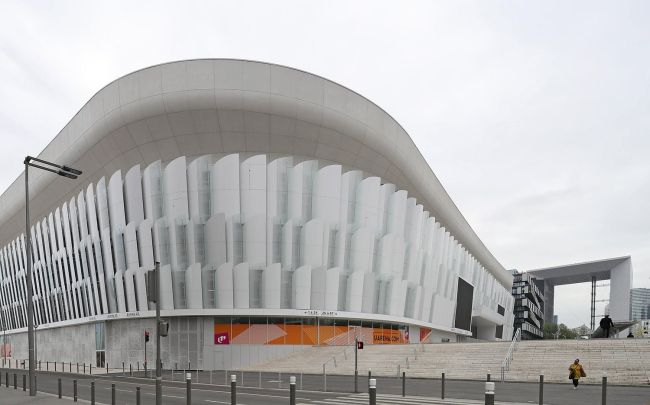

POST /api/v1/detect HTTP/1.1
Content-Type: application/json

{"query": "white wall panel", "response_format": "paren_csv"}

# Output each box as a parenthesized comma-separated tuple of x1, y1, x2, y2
(233, 262, 250, 309)
(187, 155, 212, 221)
(142, 161, 163, 224)
(108, 171, 127, 232)
(185, 263, 203, 309)
(243, 214, 266, 269)
(134, 267, 148, 311)
(114, 270, 127, 313)
(310, 266, 327, 310)
(292, 265, 312, 310)
(361, 272, 376, 314)
(387, 190, 407, 238)
(345, 271, 364, 312)
(262, 263, 281, 309)
(324, 267, 341, 311)
(300, 218, 325, 268)
(212, 154, 240, 220)
(288, 160, 317, 222)
(124, 165, 145, 225)
(137, 219, 155, 270)
(354, 177, 380, 233)
(124, 222, 139, 271)
(160, 264, 174, 310)
(350, 228, 374, 274)
(216, 262, 234, 309)
(312, 165, 341, 225)
(123, 269, 138, 312)
(205, 214, 227, 268)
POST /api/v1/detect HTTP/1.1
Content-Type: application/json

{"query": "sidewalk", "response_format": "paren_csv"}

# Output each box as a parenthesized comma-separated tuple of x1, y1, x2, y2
(0, 388, 104, 404)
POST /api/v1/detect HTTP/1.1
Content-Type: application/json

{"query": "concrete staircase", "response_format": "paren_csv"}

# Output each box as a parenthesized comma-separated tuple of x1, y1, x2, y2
(240, 341, 511, 380)
(239, 338, 650, 386)
(503, 338, 650, 385)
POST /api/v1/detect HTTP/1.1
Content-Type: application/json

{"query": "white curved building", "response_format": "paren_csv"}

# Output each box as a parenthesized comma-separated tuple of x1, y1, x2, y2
(0, 60, 514, 370)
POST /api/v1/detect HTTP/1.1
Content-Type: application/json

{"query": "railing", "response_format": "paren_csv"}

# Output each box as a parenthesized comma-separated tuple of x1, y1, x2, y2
(500, 328, 521, 382)
(396, 331, 433, 377)
(322, 344, 354, 375)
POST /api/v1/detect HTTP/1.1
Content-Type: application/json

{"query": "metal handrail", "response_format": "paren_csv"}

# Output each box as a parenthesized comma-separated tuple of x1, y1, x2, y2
(322, 343, 354, 374)
(500, 328, 521, 382)
(396, 331, 433, 377)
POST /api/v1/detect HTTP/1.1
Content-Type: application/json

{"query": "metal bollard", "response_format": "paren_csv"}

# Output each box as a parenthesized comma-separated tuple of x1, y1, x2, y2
(368, 369, 372, 395)
(55, 362, 57, 372)
(487, 369, 491, 382)
(58, 378, 62, 398)
(231, 374, 236, 405)
(138, 361, 140, 372)
(602, 372, 608, 405)
(288, 376, 296, 405)
(187, 373, 192, 405)
(5, 372, 7, 388)
(13, 373, 16, 389)
(539, 371, 544, 405)
(136, 386, 141, 405)
(111, 383, 116, 405)
(402, 371, 405, 397)
(106, 362, 109, 374)
(441, 369, 445, 399)
(485, 381, 495, 405)
(90, 364, 92, 375)
(369, 378, 376, 405)
(74, 379, 78, 402)
(47, 361, 49, 371)
(91, 381, 95, 405)
(22, 374, 25, 391)
(130, 364, 133, 377)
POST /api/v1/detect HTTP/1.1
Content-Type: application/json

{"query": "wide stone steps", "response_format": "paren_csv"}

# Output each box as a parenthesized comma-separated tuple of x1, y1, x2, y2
(239, 339, 650, 385)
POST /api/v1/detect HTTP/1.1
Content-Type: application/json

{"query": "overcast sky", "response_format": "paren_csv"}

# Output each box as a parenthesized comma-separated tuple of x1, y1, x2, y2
(1, 0, 648, 329)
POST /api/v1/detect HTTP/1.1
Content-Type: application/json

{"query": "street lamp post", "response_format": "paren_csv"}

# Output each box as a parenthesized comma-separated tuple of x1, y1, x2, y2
(24, 156, 81, 396)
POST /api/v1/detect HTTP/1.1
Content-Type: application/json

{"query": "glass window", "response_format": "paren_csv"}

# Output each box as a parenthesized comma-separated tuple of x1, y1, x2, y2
(285, 317, 302, 345)
(95, 323, 105, 351)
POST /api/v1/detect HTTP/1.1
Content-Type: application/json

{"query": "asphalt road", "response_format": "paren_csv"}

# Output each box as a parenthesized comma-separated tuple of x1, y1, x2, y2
(0, 368, 648, 405)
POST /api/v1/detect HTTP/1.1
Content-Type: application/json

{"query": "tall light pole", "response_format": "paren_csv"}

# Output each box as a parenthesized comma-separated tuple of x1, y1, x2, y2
(25, 156, 82, 396)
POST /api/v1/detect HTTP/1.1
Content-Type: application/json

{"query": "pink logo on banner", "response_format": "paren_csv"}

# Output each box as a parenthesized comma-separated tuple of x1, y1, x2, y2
(214, 332, 230, 345)
(404, 330, 409, 341)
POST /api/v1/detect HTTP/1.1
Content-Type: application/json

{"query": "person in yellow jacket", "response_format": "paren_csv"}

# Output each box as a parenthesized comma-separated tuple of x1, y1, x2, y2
(569, 359, 586, 389)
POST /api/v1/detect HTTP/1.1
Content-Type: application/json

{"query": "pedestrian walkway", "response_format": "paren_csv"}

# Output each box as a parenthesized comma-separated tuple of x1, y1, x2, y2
(299, 393, 532, 405)
(0, 388, 95, 404)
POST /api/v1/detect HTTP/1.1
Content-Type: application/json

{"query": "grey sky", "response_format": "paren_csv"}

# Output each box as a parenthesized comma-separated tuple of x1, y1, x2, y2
(1, 0, 648, 329)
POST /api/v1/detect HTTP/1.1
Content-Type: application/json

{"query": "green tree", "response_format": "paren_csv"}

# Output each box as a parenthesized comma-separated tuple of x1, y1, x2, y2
(542, 323, 577, 339)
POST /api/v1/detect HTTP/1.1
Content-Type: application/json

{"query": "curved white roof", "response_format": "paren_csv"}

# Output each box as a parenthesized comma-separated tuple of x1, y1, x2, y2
(0, 59, 512, 289)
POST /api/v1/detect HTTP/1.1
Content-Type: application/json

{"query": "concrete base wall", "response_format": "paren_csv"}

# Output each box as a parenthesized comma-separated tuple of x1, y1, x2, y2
(6, 323, 96, 365)
(106, 317, 204, 370)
